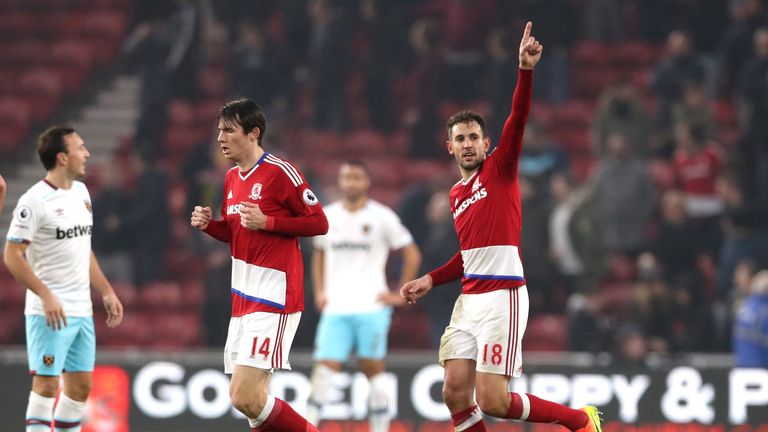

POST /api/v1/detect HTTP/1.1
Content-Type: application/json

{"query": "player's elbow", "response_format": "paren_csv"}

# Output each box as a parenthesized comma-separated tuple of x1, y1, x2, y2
(316, 213, 329, 235)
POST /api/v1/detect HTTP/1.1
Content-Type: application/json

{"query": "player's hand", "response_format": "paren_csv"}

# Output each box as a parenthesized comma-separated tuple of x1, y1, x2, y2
(41, 292, 67, 331)
(378, 291, 406, 307)
(399, 274, 433, 304)
(519, 21, 543, 70)
(191, 206, 212, 230)
(314, 290, 327, 311)
(239, 201, 267, 230)
(102, 292, 124, 328)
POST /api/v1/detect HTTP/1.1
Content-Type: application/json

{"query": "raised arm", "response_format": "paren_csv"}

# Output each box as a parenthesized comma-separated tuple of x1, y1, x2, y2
(493, 22, 542, 177)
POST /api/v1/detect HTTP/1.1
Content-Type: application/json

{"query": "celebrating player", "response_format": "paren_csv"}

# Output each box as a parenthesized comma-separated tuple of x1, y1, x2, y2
(4, 126, 124, 432)
(306, 160, 421, 431)
(191, 98, 328, 432)
(400, 22, 603, 432)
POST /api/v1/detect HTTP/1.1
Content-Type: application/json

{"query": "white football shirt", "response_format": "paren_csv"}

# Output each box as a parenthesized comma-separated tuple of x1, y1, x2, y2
(6, 180, 94, 316)
(314, 200, 414, 314)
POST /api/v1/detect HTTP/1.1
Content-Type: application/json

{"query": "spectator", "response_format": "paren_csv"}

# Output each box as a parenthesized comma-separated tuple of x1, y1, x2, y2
(732, 258, 760, 311)
(360, 0, 402, 132)
(440, 0, 495, 102)
(592, 79, 649, 157)
(510, 0, 577, 103)
(652, 190, 706, 285)
(486, 28, 518, 134)
(418, 190, 461, 348)
(671, 81, 716, 141)
(228, 21, 286, 107)
(91, 164, 132, 283)
(717, 0, 768, 95)
(549, 173, 602, 294)
(519, 121, 569, 192)
(733, 270, 768, 367)
(738, 28, 768, 200)
(652, 31, 707, 130)
(672, 123, 724, 219)
(592, 133, 655, 255)
(520, 176, 558, 312)
(122, 152, 171, 287)
(122, 14, 175, 151)
(584, 0, 624, 42)
(402, 19, 444, 159)
(308, 0, 350, 132)
(715, 173, 768, 298)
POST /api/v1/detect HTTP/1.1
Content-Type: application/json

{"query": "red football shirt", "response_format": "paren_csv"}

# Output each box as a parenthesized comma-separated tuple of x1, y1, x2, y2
(430, 69, 532, 294)
(204, 152, 327, 316)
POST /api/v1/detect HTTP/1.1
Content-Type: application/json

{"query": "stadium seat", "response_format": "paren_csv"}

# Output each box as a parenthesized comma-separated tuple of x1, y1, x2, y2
(523, 314, 567, 352)
(0, 98, 31, 150)
(571, 41, 611, 67)
(608, 41, 659, 69)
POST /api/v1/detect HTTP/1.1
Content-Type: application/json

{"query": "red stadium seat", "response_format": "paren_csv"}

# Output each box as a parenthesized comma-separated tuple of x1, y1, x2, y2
(608, 41, 660, 69)
(523, 314, 567, 352)
(571, 41, 611, 67)
(571, 67, 620, 98)
(139, 282, 183, 309)
(550, 100, 595, 128)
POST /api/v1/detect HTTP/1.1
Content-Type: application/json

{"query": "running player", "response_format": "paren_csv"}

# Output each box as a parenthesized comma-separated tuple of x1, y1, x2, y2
(306, 160, 421, 432)
(4, 126, 124, 432)
(400, 22, 603, 432)
(191, 98, 328, 432)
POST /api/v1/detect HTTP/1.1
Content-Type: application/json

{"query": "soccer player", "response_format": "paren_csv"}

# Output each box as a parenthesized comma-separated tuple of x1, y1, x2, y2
(190, 98, 328, 432)
(4, 126, 124, 432)
(400, 22, 603, 432)
(306, 160, 422, 431)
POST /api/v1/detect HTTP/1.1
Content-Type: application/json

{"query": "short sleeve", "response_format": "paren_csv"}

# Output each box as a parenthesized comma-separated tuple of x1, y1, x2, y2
(382, 207, 414, 250)
(7, 194, 43, 244)
(313, 232, 328, 250)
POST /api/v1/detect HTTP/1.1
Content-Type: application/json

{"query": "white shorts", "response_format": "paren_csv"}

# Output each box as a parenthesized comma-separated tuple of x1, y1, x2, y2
(224, 311, 301, 374)
(438, 287, 529, 377)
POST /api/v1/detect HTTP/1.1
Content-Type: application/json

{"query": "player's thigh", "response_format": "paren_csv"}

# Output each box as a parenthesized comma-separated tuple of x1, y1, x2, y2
(229, 311, 302, 373)
(473, 287, 529, 377)
(438, 302, 478, 368)
(63, 317, 96, 374)
(353, 308, 392, 361)
(25, 315, 79, 377)
(314, 313, 354, 362)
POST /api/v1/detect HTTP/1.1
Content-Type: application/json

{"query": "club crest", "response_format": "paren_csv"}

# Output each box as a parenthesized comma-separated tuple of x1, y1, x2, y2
(84, 200, 92, 213)
(249, 183, 263, 200)
(43, 355, 54, 367)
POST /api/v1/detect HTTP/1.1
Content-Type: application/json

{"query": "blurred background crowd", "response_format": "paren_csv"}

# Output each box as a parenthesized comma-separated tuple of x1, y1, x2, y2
(1, 0, 767, 366)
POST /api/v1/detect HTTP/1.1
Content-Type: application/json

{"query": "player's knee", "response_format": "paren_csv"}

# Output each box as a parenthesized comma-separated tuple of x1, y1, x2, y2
(33, 379, 59, 398)
(442, 380, 473, 411)
(230, 387, 267, 418)
(69, 380, 93, 401)
(475, 390, 508, 418)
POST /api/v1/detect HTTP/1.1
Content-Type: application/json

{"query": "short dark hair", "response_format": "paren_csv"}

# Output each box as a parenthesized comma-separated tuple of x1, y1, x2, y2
(446, 109, 487, 138)
(218, 98, 267, 146)
(37, 126, 76, 171)
(341, 159, 369, 174)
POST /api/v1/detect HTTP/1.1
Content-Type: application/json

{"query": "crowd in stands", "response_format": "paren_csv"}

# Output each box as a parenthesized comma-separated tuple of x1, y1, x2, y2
(2, 0, 768, 364)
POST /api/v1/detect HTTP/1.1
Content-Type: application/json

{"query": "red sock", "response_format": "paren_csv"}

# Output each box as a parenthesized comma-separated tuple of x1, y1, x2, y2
(451, 405, 487, 432)
(252, 398, 318, 432)
(505, 393, 587, 431)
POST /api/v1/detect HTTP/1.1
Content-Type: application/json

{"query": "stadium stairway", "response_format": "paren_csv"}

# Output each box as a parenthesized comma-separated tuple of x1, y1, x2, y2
(0, 75, 140, 235)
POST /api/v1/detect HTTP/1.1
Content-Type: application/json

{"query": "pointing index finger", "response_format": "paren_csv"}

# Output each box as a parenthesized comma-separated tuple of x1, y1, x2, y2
(522, 21, 532, 43)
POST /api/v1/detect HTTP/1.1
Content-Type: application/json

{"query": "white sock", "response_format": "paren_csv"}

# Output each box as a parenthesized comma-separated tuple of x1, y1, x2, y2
(306, 364, 336, 425)
(26, 391, 55, 431)
(248, 395, 276, 428)
(368, 373, 390, 432)
(54, 393, 86, 431)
